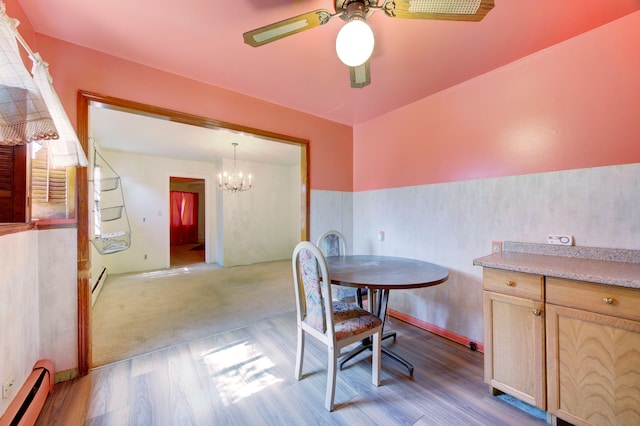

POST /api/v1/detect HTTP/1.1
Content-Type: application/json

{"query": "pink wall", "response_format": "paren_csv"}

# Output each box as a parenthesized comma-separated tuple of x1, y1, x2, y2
(14, 29, 353, 192)
(8, 1, 640, 194)
(354, 12, 640, 192)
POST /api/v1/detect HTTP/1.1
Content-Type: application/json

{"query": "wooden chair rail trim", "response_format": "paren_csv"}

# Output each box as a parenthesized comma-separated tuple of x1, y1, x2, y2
(0, 222, 36, 236)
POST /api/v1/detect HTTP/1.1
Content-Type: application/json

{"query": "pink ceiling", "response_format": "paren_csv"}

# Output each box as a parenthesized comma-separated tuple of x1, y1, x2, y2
(14, 0, 640, 126)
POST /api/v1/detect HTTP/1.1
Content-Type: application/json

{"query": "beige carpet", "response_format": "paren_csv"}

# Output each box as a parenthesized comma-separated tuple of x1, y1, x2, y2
(92, 259, 294, 367)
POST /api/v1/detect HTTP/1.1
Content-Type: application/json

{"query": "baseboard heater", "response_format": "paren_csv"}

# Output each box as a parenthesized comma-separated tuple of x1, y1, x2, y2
(0, 360, 54, 426)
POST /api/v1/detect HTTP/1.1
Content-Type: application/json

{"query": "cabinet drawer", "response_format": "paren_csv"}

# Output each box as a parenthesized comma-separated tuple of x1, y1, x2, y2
(547, 277, 640, 322)
(483, 268, 544, 301)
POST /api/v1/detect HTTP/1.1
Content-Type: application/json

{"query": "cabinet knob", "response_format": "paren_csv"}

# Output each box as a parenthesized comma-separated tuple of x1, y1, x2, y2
(602, 297, 613, 305)
(505, 281, 515, 287)
(532, 309, 542, 316)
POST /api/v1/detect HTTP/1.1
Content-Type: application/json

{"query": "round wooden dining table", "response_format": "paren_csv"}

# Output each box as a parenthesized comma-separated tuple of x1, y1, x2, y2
(326, 255, 449, 375)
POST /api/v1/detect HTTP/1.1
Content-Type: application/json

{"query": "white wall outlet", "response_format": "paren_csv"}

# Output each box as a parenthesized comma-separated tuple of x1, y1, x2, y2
(548, 235, 573, 245)
(378, 231, 385, 241)
(2, 375, 14, 399)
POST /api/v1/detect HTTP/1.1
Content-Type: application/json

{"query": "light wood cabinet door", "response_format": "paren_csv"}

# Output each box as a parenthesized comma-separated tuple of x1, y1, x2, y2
(546, 303, 640, 426)
(483, 290, 546, 409)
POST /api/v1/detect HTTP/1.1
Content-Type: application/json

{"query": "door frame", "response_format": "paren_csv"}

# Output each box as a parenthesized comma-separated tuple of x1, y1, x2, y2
(169, 178, 205, 265)
(76, 90, 310, 374)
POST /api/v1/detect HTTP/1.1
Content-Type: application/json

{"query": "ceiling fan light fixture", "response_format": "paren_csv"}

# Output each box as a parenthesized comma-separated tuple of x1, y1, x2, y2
(244, 0, 496, 88)
(335, 16, 374, 67)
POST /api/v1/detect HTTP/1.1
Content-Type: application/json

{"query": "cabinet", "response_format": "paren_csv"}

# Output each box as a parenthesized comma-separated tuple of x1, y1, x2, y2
(482, 268, 546, 410)
(546, 277, 640, 426)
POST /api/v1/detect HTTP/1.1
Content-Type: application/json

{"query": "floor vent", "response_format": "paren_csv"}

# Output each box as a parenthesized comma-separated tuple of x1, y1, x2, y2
(0, 360, 54, 426)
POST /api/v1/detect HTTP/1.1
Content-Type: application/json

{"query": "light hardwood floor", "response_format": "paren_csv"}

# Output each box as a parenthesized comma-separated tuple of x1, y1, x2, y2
(37, 312, 546, 425)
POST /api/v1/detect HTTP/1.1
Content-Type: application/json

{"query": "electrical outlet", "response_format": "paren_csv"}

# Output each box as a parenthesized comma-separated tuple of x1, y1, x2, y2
(378, 231, 385, 241)
(491, 241, 502, 254)
(2, 375, 14, 399)
(548, 235, 573, 245)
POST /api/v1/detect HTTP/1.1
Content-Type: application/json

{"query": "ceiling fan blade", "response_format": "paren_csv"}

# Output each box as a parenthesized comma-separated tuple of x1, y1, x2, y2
(350, 61, 370, 89)
(383, 0, 494, 22)
(243, 9, 333, 47)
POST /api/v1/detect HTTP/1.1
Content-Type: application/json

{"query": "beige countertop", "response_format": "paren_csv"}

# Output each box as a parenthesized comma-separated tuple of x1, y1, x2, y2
(473, 242, 640, 289)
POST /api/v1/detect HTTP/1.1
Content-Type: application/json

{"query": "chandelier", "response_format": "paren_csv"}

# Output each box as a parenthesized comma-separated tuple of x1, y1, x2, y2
(218, 142, 252, 192)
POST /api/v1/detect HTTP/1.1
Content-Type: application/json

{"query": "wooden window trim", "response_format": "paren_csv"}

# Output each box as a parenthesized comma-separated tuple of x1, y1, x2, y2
(36, 218, 77, 229)
(0, 219, 77, 237)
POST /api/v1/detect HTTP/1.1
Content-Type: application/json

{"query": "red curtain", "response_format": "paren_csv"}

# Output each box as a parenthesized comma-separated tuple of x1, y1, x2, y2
(170, 191, 198, 244)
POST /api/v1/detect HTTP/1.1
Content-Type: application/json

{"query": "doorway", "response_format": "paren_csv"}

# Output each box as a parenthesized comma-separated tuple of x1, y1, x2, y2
(78, 91, 310, 374)
(170, 177, 205, 267)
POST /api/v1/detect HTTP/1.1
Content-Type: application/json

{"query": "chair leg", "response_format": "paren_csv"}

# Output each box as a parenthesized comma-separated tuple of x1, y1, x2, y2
(325, 346, 338, 411)
(295, 326, 304, 380)
(372, 330, 381, 386)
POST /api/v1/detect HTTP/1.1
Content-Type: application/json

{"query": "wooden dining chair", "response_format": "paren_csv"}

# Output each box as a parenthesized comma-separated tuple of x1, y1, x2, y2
(291, 241, 382, 411)
(316, 230, 360, 303)
(316, 230, 348, 257)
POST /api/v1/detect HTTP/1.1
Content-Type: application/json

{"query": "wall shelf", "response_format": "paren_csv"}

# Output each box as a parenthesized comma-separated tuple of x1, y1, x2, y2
(99, 177, 119, 192)
(99, 206, 123, 222)
(90, 149, 131, 254)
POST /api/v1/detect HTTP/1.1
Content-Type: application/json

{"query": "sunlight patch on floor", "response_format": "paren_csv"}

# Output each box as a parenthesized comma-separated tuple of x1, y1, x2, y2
(201, 338, 283, 406)
(139, 267, 191, 279)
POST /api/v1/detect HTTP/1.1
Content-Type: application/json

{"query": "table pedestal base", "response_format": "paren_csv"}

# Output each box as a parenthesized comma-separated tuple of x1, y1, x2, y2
(339, 331, 414, 376)
(341, 288, 417, 375)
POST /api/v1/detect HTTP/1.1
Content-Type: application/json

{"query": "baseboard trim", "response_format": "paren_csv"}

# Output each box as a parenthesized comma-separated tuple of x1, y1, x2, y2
(54, 368, 78, 383)
(387, 308, 485, 353)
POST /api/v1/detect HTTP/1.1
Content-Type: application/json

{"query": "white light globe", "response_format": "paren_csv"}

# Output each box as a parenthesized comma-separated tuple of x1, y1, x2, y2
(335, 19, 374, 67)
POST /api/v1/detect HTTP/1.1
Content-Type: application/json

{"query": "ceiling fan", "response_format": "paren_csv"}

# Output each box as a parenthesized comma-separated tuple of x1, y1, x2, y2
(243, 0, 495, 89)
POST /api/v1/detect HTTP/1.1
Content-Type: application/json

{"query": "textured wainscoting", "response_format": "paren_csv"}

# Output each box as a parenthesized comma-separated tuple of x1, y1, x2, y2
(310, 190, 353, 247)
(311, 163, 640, 346)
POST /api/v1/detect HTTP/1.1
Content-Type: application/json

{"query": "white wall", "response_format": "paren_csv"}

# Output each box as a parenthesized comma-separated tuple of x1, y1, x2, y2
(0, 228, 76, 416)
(350, 163, 640, 343)
(93, 149, 300, 272)
(91, 149, 218, 274)
(38, 229, 77, 373)
(0, 231, 39, 415)
(220, 158, 301, 266)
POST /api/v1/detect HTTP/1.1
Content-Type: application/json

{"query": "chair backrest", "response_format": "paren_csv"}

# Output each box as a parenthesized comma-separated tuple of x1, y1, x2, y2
(316, 230, 348, 257)
(292, 241, 335, 338)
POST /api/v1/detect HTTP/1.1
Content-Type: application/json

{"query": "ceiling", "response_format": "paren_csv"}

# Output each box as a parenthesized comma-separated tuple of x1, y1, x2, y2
(15, 0, 640, 128)
(89, 105, 302, 166)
